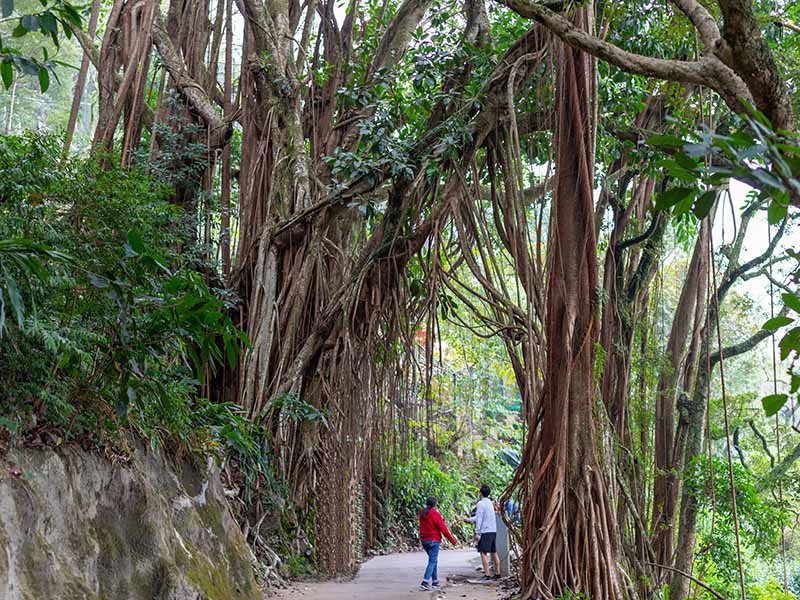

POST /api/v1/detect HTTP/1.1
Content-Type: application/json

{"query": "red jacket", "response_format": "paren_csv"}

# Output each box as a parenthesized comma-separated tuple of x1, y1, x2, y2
(419, 507, 458, 544)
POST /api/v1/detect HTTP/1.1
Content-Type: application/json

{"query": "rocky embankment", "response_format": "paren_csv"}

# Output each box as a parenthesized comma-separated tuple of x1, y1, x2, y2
(0, 444, 260, 599)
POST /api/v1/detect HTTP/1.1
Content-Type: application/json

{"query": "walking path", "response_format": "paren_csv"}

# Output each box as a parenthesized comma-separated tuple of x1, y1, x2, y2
(275, 549, 501, 600)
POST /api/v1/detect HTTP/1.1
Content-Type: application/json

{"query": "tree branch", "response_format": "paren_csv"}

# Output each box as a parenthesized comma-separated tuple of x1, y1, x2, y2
(497, 0, 753, 113)
(759, 439, 800, 491)
(370, 0, 434, 74)
(747, 419, 775, 468)
(774, 18, 800, 34)
(718, 216, 787, 300)
(710, 305, 789, 366)
(668, 0, 727, 58)
(733, 427, 749, 470)
(717, 0, 794, 129)
(152, 11, 231, 147)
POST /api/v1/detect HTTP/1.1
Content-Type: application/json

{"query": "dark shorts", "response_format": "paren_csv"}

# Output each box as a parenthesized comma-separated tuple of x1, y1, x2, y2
(477, 532, 497, 554)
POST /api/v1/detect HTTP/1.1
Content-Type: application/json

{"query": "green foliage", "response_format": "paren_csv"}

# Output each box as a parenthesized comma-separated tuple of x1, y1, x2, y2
(648, 109, 800, 421)
(268, 393, 329, 425)
(687, 456, 791, 598)
(387, 454, 467, 543)
(383, 444, 516, 548)
(0, 0, 82, 92)
(0, 133, 256, 471)
(748, 578, 796, 600)
(0, 236, 71, 333)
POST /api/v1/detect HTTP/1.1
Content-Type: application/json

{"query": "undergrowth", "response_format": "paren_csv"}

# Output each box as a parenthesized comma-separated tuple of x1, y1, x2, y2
(0, 132, 261, 478)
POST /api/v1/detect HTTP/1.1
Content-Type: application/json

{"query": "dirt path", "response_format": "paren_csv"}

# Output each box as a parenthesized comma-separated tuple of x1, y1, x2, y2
(275, 549, 502, 600)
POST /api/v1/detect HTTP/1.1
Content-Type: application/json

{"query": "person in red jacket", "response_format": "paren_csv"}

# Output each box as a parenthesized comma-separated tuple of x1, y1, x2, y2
(418, 496, 458, 591)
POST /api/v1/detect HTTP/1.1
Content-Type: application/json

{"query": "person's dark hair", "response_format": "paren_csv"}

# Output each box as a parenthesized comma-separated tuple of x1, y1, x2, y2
(480, 484, 491, 498)
(421, 496, 437, 518)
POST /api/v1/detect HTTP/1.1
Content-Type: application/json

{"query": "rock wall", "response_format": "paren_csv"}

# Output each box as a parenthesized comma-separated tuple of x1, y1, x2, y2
(0, 444, 261, 600)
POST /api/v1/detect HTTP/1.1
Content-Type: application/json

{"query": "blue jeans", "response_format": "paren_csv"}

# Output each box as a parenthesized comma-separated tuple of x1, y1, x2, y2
(422, 540, 440, 583)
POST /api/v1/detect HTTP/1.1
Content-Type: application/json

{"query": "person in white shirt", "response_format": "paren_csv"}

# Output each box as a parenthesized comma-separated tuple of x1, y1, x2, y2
(465, 484, 501, 581)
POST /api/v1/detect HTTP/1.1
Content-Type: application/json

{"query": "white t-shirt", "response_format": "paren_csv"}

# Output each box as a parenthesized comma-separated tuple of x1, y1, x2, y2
(469, 497, 497, 534)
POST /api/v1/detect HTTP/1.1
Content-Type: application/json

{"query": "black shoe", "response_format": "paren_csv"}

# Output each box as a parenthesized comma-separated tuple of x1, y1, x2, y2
(419, 581, 432, 591)
(478, 575, 494, 582)
(492, 574, 500, 580)
(432, 581, 442, 589)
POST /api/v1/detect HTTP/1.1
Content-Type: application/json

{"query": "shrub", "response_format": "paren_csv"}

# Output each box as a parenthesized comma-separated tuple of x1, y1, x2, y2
(0, 132, 255, 470)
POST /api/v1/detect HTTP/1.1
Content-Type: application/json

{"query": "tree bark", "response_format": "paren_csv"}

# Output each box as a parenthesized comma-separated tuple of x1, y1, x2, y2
(63, 0, 102, 157)
(517, 6, 624, 598)
(651, 217, 710, 572)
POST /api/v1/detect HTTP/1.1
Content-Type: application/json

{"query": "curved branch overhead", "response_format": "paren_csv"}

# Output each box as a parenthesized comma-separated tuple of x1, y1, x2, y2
(497, 0, 793, 128)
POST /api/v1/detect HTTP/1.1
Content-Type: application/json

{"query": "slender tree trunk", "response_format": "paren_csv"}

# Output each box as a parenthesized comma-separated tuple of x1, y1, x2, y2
(63, 0, 102, 157)
(220, 0, 233, 277)
(671, 206, 787, 597)
(4, 80, 16, 133)
(651, 218, 710, 573)
(671, 311, 713, 600)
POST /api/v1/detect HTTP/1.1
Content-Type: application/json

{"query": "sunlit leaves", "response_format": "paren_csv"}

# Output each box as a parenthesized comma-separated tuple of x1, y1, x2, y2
(647, 110, 800, 421)
(647, 110, 800, 214)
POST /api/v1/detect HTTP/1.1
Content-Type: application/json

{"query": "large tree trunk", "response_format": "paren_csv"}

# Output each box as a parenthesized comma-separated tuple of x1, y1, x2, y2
(517, 7, 623, 598)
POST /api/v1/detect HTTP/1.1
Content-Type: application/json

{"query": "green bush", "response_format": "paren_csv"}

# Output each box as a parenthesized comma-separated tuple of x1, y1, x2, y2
(387, 455, 468, 544)
(0, 132, 256, 472)
(748, 578, 796, 600)
(687, 456, 792, 599)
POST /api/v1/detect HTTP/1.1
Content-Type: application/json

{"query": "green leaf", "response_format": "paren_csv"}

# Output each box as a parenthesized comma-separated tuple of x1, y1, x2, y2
(0, 60, 12, 89)
(783, 293, 800, 314)
(39, 10, 57, 33)
(37, 65, 49, 92)
(763, 315, 793, 331)
(655, 187, 696, 211)
(692, 190, 716, 219)
(762, 393, 788, 417)
(58, 3, 81, 28)
(2, 268, 24, 328)
(127, 231, 145, 254)
(675, 152, 699, 172)
(12, 22, 26, 37)
(673, 193, 695, 216)
(768, 201, 787, 225)
(791, 374, 800, 395)
(779, 327, 800, 361)
(1, 0, 13, 18)
(646, 134, 684, 149)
